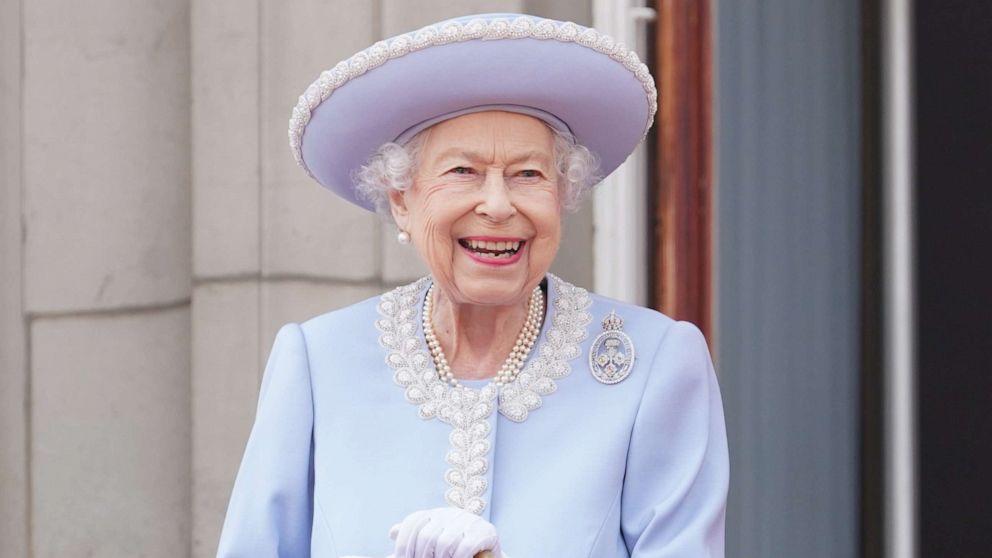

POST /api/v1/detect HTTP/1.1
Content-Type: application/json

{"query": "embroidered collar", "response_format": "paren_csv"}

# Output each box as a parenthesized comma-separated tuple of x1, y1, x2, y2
(376, 274, 592, 423)
(374, 274, 592, 514)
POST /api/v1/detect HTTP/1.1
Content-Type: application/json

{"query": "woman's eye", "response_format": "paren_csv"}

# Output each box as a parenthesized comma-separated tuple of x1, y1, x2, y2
(448, 166, 474, 175)
(518, 169, 542, 178)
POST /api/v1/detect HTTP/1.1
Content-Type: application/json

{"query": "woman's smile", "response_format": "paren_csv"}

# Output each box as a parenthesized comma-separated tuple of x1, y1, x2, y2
(457, 236, 527, 266)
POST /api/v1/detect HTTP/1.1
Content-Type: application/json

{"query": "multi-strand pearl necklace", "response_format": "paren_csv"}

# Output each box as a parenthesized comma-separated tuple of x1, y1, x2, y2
(422, 284, 544, 388)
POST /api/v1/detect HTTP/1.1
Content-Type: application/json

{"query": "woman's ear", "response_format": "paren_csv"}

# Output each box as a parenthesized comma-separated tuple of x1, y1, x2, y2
(388, 188, 410, 232)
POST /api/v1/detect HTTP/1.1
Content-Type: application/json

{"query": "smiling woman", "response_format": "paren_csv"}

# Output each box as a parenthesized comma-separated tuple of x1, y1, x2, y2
(217, 13, 728, 558)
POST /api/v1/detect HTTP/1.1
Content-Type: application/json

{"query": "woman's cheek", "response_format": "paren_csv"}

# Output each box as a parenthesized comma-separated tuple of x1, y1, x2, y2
(515, 186, 560, 214)
(535, 217, 563, 267)
(416, 214, 457, 274)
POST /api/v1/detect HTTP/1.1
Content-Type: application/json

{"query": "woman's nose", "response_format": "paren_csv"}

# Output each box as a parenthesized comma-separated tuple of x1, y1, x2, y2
(474, 170, 517, 221)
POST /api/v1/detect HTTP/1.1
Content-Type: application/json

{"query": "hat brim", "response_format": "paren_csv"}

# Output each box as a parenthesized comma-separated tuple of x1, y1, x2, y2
(292, 14, 656, 212)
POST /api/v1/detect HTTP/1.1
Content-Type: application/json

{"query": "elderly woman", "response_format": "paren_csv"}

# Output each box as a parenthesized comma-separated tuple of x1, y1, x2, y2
(217, 13, 728, 558)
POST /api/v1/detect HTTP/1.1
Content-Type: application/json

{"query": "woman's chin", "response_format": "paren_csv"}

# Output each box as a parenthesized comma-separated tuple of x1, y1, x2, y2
(435, 243, 550, 306)
(446, 262, 531, 305)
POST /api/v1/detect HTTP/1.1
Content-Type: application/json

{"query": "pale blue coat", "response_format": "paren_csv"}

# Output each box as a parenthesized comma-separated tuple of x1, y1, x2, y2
(217, 275, 728, 557)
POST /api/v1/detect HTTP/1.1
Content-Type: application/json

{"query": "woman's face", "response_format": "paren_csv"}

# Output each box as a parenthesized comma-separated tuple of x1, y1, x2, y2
(389, 111, 561, 308)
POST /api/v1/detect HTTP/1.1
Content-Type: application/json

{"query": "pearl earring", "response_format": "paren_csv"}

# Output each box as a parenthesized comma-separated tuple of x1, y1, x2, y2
(397, 230, 411, 245)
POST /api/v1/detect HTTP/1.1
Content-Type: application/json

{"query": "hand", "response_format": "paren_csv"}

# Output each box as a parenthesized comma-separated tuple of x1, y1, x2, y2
(389, 507, 503, 558)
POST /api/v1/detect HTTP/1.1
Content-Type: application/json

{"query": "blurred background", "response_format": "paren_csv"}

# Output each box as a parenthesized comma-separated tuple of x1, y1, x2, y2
(1, 0, 989, 557)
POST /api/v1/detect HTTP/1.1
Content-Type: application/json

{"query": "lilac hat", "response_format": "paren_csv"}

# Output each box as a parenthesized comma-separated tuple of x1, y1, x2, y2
(288, 13, 657, 212)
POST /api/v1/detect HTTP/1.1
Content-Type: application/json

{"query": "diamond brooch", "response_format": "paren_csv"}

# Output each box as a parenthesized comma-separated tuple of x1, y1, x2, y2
(589, 310, 635, 384)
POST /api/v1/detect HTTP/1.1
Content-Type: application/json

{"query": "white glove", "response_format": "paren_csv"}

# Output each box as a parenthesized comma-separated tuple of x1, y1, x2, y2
(388, 507, 506, 558)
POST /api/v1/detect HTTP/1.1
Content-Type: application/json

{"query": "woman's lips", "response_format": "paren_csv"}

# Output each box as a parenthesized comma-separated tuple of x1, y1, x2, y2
(457, 237, 526, 266)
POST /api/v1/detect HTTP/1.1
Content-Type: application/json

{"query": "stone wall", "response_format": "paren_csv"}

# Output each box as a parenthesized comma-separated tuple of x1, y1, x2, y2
(0, 1, 591, 556)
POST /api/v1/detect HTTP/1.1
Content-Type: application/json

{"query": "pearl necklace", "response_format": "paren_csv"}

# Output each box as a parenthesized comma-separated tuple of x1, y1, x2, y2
(422, 284, 544, 388)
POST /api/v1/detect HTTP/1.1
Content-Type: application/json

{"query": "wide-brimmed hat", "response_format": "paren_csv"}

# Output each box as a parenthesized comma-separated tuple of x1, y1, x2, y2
(288, 13, 657, 212)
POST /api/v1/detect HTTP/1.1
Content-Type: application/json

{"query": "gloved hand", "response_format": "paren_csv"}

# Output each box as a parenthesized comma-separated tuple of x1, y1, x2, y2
(388, 507, 507, 558)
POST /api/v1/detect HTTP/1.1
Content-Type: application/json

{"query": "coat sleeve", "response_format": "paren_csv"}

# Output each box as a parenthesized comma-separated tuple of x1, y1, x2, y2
(621, 321, 729, 557)
(217, 323, 315, 557)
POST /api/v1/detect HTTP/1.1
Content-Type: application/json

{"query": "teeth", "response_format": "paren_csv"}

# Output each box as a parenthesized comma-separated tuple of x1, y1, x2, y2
(462, 239, 523, 253)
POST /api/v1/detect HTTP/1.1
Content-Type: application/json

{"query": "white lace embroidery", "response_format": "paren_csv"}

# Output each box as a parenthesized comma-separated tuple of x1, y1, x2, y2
(375, 274, 592, 514)
(288, 15, 657, 177)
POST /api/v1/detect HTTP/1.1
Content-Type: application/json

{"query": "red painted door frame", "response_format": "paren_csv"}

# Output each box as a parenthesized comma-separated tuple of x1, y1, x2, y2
(653, 0, 713, 340)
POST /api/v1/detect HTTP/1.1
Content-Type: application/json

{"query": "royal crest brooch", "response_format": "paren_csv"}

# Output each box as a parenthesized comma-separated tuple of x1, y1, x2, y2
(589, 310, 635, 384)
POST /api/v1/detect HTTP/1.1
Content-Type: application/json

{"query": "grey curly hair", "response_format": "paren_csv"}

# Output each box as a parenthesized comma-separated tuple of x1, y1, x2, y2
(354, 125, 600, 221)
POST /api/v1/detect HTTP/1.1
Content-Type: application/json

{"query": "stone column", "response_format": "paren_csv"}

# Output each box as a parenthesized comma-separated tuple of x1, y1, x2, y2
(257, 0, 383, 346)
(189, 1, 261, 554)
(20, 0, 192, 556)
(0, 0, 28, 554)
(191, 1, 382, 556)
